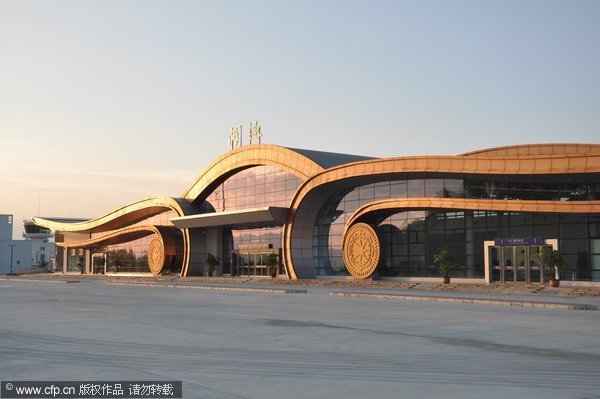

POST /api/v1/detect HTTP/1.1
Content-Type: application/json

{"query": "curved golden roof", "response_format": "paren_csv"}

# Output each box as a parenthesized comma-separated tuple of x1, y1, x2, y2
(34, 196, 194, 276)
(32, 196, 193, 233)
(286, 151, 600, 220)
(181, 144, 325, 203)
(345, 198, 600, 237)
(55, 224, 160, 247)
(459, 143, 600, 157)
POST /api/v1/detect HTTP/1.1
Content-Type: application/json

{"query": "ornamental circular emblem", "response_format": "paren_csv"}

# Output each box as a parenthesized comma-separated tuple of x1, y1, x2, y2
(148, 238, 165, 275)
(343, 223, 382, 279)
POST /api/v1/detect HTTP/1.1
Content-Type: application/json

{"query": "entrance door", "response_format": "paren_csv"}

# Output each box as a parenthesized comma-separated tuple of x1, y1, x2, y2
(491, 246, 501, 282)
(528, 246, 543, 283)
(515, 246, 527, 282)
(233, 251, 279, 276)
(91, 253, 106, 275)
(503, 246, 515, 282)
(490, 245, 544, 283)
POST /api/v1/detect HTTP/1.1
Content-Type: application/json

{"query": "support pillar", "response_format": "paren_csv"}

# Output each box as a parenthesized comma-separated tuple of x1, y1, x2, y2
(465, 211, 475, 278)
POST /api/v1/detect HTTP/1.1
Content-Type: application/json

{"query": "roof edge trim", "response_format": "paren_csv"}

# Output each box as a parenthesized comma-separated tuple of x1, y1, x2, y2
(32, 196, 188, 233)
(459, 143, 600, 157)
(181, 144, 325, 203)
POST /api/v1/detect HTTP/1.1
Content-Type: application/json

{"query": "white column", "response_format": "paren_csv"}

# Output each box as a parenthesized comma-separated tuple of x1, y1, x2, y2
(483, 240, 493, 283)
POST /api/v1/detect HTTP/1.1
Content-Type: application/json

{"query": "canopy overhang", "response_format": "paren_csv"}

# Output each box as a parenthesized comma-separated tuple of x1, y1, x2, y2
(170, 207, 289, 229)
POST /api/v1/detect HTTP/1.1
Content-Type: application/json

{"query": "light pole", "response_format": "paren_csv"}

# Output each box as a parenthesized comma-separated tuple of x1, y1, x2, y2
(8, 244, 16, 275)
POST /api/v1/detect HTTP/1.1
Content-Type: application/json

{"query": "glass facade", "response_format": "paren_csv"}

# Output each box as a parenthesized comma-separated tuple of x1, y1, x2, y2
(203, 165, 302, 274)
(232, 251, 281, 276)
(66, 247, 86, 273)
(314, 176, 600, 280)
(220, 227, 283, 275)
(204, 165, 302, 212)
(463, 178, 600, 201)
(107, 235, 153, 273)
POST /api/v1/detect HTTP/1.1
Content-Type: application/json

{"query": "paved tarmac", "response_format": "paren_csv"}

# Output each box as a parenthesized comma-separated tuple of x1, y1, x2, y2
(1, 278, 600, 399)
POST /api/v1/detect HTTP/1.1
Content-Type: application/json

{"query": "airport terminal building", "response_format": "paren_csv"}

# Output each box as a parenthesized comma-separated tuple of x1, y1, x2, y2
(33, 143, 600, 283)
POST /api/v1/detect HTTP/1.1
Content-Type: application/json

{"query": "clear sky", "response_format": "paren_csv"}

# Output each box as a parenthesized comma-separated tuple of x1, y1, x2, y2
(1, 0, 599, 239)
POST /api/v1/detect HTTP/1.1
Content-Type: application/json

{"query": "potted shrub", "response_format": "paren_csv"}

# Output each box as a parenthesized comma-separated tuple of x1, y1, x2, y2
(204, 253, 220, 277)
(434, 248, 459, 284)
(265, 253, 279, 278)
(533, 246, 568, 287)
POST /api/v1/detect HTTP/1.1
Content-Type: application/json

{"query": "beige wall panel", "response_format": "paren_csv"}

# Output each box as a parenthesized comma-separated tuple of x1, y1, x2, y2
(551, 157, 569, 172)
(588, 156, 600, 169)
(569, 156, 587, 172)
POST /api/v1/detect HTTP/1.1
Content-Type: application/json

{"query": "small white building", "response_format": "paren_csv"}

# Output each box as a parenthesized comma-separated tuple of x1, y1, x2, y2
(0, 214, 55, 274)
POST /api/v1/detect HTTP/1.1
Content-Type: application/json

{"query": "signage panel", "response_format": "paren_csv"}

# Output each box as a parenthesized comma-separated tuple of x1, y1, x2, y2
(494, 237, 545, 246)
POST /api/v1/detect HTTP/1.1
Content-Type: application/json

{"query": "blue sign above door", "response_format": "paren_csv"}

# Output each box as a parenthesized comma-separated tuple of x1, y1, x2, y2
(494, 237, 545, 246)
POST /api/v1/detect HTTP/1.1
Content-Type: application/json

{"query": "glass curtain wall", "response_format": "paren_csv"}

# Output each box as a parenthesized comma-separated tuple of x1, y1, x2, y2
(103, 235, 154, 273)
(203, 165, 302, 274)
(204, 165, 301, 212)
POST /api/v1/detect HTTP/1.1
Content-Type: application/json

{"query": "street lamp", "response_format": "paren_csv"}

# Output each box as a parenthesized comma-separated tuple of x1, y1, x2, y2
(8, 244, 16, 275)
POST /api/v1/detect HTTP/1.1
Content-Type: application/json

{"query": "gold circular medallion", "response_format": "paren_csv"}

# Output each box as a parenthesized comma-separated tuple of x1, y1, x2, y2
(343, 223, 381, 279)
(148, 238, 165, 275)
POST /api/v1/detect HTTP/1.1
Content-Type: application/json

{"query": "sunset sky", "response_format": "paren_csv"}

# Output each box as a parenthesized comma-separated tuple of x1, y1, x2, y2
(1, 0, 599, 238)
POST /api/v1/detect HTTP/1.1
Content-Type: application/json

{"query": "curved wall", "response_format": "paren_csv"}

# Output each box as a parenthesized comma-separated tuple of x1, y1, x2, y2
(34, 197, 197, 275)
(283, 149, 600, 279)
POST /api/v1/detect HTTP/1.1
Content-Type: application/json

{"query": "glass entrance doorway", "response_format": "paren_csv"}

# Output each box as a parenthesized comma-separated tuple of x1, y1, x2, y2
(491, 245, 543, 283)
(232, 251, 280, 277)
(92, 253, 106, 274)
